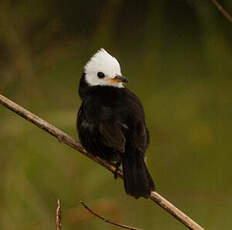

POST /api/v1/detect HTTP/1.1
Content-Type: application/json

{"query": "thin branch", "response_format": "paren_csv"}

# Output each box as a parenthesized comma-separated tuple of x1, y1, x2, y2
(211, 0, 232, 23)
(80, 201, 142, 230)
(0, 94, 205, 230)
(149, 191, 205, 230)
(56, 199, 62, 230)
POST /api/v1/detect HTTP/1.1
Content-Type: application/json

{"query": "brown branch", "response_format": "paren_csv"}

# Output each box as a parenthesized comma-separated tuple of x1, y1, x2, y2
(80, 201, 142, 230)
(211, 0, 232, 23)
(56, 200, 62, 230)
(0, 94, 205, 230)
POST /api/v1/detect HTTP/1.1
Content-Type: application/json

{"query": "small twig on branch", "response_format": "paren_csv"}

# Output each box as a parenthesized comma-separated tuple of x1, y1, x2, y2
(211, 0, 232, 23)
(80, 201, 142, 230)
(56, 199, 62, 230)
(0, 94, 205, 230)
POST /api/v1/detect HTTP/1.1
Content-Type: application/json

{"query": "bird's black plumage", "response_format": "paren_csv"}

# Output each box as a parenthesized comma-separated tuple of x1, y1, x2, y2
(77, 72, 155, 199)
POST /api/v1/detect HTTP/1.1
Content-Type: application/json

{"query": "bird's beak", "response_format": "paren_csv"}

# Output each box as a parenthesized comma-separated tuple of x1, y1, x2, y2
(110, 75, 128, 83)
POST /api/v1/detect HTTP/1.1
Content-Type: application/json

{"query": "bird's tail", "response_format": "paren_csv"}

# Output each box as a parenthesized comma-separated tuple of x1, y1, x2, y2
(121, 151, 155, 199)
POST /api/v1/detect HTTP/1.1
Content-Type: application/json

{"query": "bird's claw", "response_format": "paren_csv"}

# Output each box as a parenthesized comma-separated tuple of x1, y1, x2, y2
(114, 161, 121, 179)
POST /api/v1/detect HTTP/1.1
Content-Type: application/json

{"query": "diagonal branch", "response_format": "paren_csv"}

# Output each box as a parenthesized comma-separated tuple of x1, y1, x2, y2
(56, 199, 62, 230)
(0, 94, 204, 230)
(211, 0, 232, 23)
(80, 201, 142, 230)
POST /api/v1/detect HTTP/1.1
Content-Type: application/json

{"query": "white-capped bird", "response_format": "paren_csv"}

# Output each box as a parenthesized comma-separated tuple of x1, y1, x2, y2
(77, 49, 154, 198)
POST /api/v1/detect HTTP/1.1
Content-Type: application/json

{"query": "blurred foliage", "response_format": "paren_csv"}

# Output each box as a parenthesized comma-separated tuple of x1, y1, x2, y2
(0, 0, 232, 229)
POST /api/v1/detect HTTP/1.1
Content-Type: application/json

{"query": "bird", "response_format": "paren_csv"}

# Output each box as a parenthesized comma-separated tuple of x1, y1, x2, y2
(77, 48, 154, 199)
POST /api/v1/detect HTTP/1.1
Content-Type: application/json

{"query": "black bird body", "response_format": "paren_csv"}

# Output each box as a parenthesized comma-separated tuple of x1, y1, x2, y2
(78, 74, 148, 159)
(77, 49, 154, 198)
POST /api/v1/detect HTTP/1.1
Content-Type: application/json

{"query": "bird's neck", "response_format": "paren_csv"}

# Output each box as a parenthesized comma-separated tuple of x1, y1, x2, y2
(79, 73, 90, 100)
(79, 73, 125, 100)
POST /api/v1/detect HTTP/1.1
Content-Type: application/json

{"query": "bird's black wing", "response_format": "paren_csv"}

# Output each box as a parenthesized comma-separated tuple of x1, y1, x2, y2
(98, 121, 126, 153)
(124, 89, 150, 153)
(133, 121, 149, 153)
(81, 97, 127, 154)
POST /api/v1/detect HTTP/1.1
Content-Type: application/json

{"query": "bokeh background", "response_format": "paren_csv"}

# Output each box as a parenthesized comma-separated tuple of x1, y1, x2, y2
(0, 0, 232, 229)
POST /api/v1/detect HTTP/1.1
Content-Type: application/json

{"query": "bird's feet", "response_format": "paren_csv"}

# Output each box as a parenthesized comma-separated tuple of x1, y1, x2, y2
(114, 161, 121, 179)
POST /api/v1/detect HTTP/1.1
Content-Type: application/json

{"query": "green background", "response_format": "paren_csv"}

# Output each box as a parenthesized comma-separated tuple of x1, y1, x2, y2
(0, 0, 232, 229)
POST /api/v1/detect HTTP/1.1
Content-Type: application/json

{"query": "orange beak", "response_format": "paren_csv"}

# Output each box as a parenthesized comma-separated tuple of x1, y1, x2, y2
(109, 75, 128, 83)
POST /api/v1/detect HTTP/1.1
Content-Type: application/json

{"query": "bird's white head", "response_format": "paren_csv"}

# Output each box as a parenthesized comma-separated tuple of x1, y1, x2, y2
(84, 48, 127, 88)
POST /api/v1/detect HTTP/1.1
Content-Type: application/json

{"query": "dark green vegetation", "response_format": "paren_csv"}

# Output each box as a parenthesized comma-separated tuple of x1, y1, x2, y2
(0, 1, 232, 229)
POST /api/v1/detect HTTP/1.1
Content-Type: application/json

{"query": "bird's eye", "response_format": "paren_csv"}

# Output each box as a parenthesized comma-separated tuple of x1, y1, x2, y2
(97, 72, 105, 79)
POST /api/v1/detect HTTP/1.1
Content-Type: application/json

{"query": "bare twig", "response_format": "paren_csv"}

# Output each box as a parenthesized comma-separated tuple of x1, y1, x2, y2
(211, 0, 232, 23)
(80, 201, 142, 230)
(149, 191, 205, 229)
(0, 94, 205, 230)
(0, 94, 120, 177)
(56, 199, 62, 230)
